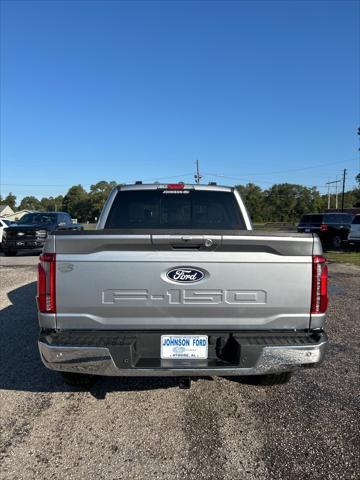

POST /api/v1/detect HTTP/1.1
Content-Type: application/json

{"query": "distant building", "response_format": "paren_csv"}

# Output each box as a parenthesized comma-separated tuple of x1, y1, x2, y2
(4, 209, 33, 221)
(0, 205, 15, 217)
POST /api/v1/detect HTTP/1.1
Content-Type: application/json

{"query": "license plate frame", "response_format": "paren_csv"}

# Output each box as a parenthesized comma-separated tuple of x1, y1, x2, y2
(160, 335, 208, 360)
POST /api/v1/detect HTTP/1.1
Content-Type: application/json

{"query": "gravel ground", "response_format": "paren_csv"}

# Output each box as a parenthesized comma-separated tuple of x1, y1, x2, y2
(0, 252, 359, 480)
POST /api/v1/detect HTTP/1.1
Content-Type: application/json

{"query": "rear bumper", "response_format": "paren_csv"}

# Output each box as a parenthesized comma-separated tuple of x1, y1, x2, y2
(38, 330, 328, 377)
(347, 237, 360, 245)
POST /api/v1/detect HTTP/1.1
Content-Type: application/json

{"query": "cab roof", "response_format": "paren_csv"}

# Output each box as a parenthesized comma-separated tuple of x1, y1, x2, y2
(117, 183, 233, 192)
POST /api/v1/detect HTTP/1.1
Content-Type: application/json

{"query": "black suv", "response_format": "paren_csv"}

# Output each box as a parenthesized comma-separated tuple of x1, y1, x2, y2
(297, 212, 354, 249)
(2, 212, 82, 256)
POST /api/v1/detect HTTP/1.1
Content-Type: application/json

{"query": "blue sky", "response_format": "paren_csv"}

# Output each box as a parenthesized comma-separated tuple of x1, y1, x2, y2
(1, 0, 359, 202)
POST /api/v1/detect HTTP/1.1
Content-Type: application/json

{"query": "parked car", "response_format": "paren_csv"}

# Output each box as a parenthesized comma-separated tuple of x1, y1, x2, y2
(0, 217, 13, 245)
(37, 183, 328, 388)
(297, 212, 354, 249)
(347, 214, 360, 248)
(2, 212, 83, 256)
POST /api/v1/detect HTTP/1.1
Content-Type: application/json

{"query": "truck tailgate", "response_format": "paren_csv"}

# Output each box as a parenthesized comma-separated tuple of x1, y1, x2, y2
(52, 232, 316, 331)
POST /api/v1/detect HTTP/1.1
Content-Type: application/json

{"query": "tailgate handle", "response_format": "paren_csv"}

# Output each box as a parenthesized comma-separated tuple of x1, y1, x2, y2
(151, 235, 220, 250)
(171, 236, 214, 249)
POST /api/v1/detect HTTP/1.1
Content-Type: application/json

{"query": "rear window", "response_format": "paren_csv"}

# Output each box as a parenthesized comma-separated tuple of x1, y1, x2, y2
(323, 214, 353, 224)
(352, 215, 360, 225)
(105, 189, 246, 230)
(299, 214, 323, 224)
(17, 213, 58, 225)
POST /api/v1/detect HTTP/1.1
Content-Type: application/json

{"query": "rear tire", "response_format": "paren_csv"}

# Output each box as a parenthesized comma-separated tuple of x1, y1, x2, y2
(3, 250, 17, 256)
(61, 372, 96, 388)
(251, 372, 292, 386)
(331, 235, 342, 249)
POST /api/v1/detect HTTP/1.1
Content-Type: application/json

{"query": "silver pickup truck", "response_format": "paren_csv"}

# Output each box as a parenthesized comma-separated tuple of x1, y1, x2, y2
(37, 183, 328, 387)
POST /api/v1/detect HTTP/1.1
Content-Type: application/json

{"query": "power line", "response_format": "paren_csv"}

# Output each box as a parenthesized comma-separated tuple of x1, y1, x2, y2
(202, 172, 329, 189)
(204, 157, 358, 178)
(1, 161, 356, 195)
(1, 156, 357, 189)
(0, 173, 195, 187)
(1, 183, 85, 187)
(140, 173, 194, 182)
(325, 178, 341, 209)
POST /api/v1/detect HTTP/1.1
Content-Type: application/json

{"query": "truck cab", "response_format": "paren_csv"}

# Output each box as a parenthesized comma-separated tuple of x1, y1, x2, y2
(2, 211, 81, 256)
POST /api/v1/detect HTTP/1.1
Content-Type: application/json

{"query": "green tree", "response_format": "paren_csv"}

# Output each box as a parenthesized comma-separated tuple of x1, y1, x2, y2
(62, 185, 90, 222)
(353, 173, 360, 207)
(4, 192, 16, 210)
(55, 195, 64, 210)
(264, 184, 323, 223)
(343, 190, 358, 209)
(236, 183, 267, 222)
(88, 180, 117, 219)
(294, 186, 324, 216)
(40, 197, 55, 211)
(40, 195, 64, 212)
(18, 196, 42, 211)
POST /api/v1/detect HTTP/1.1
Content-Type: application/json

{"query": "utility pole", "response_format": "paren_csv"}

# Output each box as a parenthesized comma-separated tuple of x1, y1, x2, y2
(335, 176, 338, 209)
(341, 168, 347, 212)
(326, 179, 341, 210)
(194, 159, 202, 184)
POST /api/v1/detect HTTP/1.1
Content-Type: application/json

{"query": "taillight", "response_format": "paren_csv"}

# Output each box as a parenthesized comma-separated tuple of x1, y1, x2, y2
(167, 183, 184, 189)
(311, 255, 328, 314)
(37, 253, 56, 313)
(320, 224, 328, 232)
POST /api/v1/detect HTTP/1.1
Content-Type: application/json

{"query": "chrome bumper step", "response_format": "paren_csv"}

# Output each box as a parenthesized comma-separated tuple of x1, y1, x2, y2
(38, 330, 328, 377)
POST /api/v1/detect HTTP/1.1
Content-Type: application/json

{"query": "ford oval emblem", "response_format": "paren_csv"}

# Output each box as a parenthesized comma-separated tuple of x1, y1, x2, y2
(173, 346, 186, 353)
(166, 267, 205, 283)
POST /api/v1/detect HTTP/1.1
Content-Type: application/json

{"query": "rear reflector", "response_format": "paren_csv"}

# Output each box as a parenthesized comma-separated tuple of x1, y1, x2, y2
(311, 255, 328, 314)
(37, 253, 56, 313)
(167, 183, 184, 190)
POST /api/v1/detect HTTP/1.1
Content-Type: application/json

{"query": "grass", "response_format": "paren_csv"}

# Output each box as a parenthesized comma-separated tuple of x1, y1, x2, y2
(325, 250, 360, 266)
(253, 222, 296, 231)
(83, 223, 97, 230)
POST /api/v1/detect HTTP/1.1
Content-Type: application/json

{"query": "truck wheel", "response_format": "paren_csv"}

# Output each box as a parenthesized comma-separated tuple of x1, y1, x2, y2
(61, 372, 96, 388)
(252, 372, 292, 386)
(331, 235, 342, 249)
(3, 250, 17, 256)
